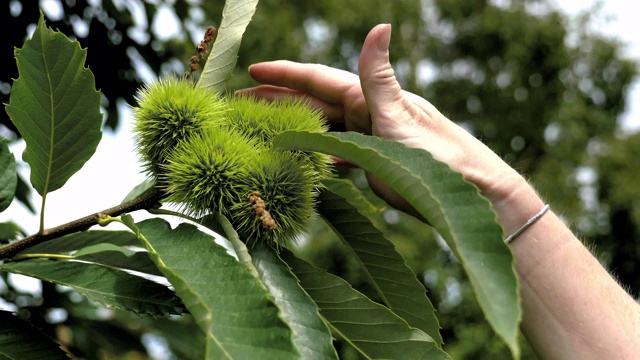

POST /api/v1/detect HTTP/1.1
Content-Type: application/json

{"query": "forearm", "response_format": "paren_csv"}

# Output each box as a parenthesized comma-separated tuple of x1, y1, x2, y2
(404, 109, 640, 357)
(495, 180, 640, 359)
(241, 50, 640, 357)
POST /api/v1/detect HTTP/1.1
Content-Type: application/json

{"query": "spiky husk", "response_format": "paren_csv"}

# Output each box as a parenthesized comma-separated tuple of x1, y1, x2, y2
(132, 84, 332, 246)
(131, 77, 229, 177)
(161, 128, 258, 217)
(224, 95, 334, 188)
(229, 149, 316, 246)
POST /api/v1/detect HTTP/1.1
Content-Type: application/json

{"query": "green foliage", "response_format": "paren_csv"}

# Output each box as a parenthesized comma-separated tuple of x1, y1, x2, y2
(16, 230, 140, 255)
(274, 131, 520, 357)
(1, 0, 172, 133)
(320, 178, 443, 346)
(125, 216, 301, 359)
(151, 317, 206, 359)
(0, 259, 185, 317)
(121, 179, 156, 203)
(72, 243, 164, 277)
(593, 133, 640, 291)
(0, 310, 69, 359)
(0, 222, 21, 243)
(250, 245, 338, 359)
(283, 250, 450, 359)
(4, 13, 102, 205)
(0, 138, 17, 212)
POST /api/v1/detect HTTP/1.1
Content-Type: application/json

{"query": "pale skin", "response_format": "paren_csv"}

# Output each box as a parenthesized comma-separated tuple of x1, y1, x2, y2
(238, 24, 640, 359)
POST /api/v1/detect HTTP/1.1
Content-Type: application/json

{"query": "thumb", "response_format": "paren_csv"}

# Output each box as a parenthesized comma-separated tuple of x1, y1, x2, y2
(358, 24, 404, 121)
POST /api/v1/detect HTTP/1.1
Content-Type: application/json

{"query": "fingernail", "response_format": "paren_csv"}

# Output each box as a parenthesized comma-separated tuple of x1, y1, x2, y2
(377, 24, 392, 53)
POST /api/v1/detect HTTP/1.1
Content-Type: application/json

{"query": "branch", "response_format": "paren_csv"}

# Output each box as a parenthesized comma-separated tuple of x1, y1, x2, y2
(0, 186, 165, 260)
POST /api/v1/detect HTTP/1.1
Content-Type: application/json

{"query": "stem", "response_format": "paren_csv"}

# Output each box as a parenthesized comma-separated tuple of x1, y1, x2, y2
(215, 213, 260, 278)
(0, 186, 165, 260)
(12, 253, 75, 261)
(39, 193, 47, 234)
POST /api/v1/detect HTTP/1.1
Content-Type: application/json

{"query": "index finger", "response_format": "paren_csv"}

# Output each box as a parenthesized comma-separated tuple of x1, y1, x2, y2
(248, 60, 361, 105)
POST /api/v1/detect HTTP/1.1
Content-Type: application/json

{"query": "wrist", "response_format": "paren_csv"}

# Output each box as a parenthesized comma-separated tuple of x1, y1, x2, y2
(481, 171, 546, 240)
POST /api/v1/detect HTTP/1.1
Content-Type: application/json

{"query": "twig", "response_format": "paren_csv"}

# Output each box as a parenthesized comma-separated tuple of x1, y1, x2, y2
(0, 187, 165, 260)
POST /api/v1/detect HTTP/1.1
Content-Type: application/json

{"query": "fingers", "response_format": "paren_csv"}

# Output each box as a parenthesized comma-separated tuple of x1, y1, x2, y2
(332, 157, 358, 168)
(245, 61, 372, 134)
(247, 61, 360, 105)
(358, 24, 406, 127)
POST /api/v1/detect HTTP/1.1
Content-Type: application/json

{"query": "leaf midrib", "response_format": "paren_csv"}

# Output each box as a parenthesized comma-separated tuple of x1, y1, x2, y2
(42, 29, 55, 202)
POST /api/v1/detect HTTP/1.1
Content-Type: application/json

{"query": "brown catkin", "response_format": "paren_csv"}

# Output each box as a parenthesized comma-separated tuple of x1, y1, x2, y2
(249, 191, 277, 231)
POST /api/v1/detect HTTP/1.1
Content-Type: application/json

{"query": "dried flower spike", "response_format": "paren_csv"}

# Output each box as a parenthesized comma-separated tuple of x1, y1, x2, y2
(185, 25, 217, 80)
(204, 26, 217, 43)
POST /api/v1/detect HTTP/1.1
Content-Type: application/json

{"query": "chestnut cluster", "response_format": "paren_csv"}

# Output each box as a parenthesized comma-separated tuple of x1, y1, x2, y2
(131, 78, 332, 245)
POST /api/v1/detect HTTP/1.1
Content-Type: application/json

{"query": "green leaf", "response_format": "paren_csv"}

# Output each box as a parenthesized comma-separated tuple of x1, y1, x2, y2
(274, 131, 520, 358)
(0, 138, 17, 212)
(14, 174, 35, 214)
(251, 245, 338, 360)
(76, 249, 164, 277)
(282, 251, 450, 360)
(0, 222, 22, 243)
(0, 259, 184, 316)
(197, 0, 259, 93)
(15, 231, 163, 277)
(124, 216, 300, 359)
(0, 310, 69, 359)
(4, 13, 102, 197)
(17, 230, 140, 255)
(320, 178, 443, 346)
(73, 242, 137, 258)
(122, 179, 156, 203)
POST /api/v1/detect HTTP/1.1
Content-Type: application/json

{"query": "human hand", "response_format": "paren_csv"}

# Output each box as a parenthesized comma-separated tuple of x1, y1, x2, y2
(241, 26, 640, 360)
(238, 24, 543, 230)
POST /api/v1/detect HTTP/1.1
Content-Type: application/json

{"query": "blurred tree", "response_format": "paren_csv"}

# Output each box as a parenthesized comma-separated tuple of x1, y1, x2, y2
(1, 0, 637, 358)
(595, 133, 640, 291)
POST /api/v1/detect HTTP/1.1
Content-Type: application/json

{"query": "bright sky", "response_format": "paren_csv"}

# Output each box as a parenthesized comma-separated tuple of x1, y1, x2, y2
(2, 0, 639, 238)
